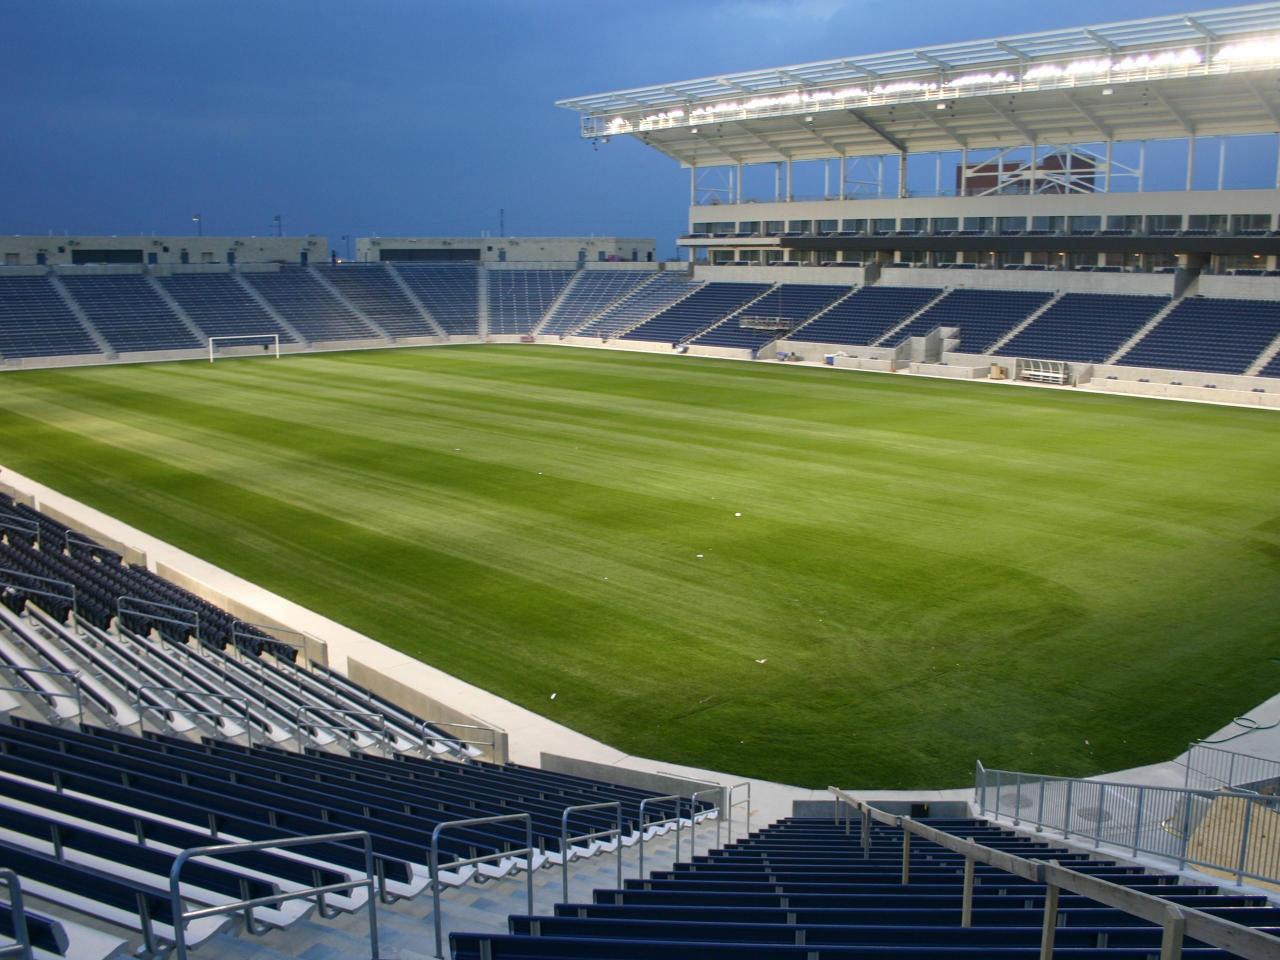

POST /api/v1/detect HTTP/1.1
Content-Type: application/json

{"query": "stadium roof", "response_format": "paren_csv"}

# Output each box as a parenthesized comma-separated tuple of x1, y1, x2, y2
(557, 3, 1280, 167)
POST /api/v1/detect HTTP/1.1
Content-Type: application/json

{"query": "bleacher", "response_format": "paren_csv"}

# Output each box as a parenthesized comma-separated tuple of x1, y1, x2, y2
(313, 264, 436, 337)
(488, 270, 576, 335)
(453, 815, 1280, 959)
(158, 272, 297, 343)
(58, 276, 200, 353)
(621, 282, 771, 345)
(541, 271, 655, 336)
(390, 263, 481, 335)
(998, 293, 1170, 364)
(242, 267, 378, 342)
(787, 286, 940, 346)
(577, 273, 703, 339)
(1117, 296, 1280, 374)
(692, 284, 849, 351)
(0, 277, 100, 360)
(882, 288, 1054, 353)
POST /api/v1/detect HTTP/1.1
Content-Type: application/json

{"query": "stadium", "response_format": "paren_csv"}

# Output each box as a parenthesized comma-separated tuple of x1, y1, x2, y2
(2, 2, 1280, 958)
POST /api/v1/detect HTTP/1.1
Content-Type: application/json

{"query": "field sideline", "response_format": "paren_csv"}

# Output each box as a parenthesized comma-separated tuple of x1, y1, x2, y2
(0, 344, 1277, 788)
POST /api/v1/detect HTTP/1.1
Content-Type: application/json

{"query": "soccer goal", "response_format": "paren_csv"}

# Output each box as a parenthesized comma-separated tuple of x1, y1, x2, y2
(208, 334, 281, 363)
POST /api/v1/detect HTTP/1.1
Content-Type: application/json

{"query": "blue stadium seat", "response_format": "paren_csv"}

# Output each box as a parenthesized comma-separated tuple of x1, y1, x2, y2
(621, 283, 771, 345)
(692, 285, 850, 351)
(242, 268, 378, 341)
(998, 294, 1169, 363)
(0, 277, 100, 359)
(390, 263, 481, 335)
(60, 276, 200, 352)
(787, 286, 940, 346)
(578, 274, 703, 339)
(488, 270, 576, 334)
(882, 289, 1054, 353)
(542, 271, 656, 335)
(1118, 297, 1280, 374)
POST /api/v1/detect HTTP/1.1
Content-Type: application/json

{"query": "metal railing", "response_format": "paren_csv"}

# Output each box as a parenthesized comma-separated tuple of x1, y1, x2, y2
(636, 794, 683, 878)
(832, 787, 1280, 960)
(232, 619, 318, 670)
(0, 568, 76, 624)
(0, 870, 31, 960)
(726, 781, 752, 842)
(560, 801, 623, 903)
(0, 663, 84, 726)
(687, 787, 722, 858)
(1186, 742, 1280, 793)
(976, 762, 1280, 887)
(133, 685, 251, 746)
(169, 830, 378, 960)
(429, 813, 534, 959)
(116, 596, 198, 642)
(294, 704, 389, 755)
(416, 718, 503, 762)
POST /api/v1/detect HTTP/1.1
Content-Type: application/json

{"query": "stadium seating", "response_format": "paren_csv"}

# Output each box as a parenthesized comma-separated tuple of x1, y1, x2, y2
(883, 289, 1054, 353)
(1117, 297, 1280, 374)
(313, 264, 436, 337)
(488, 270, 576, 334)
(0, 277, 100, 359)
(577, 273, 703, 339)
(390, 263, 481, 335)
(158, 273, 297, 344)
(452, 815, 1280, 958)
(621, 283, 771, 345)
(541, 271, 656, 336)
(787, 286, 940, 345)
(998, 294, 1170, 363)
(59, 276, 200, 353)
(692, 284, 850, 351)
(242, 267, 379, 342)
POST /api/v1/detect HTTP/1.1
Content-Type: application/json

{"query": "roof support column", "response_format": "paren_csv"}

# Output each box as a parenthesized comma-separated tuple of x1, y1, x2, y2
(1138, 141, 1146, 192)
(960, 148, 968, 197)
(736, 163, 743, 203)
(785, 159, 793, 202)
(775, 162, 782, 202)
(1217, 138, 1227, 192)
(1104, 140, 1113, 194)
(1185, 135, 1196, 191)
(877, 156, 885, 198)
(1029, 143, 1037, 195)
(690, 166, 696, 205)
(823, 161, 830, 200)
(839, 157, 846, 201)
(935, 153, 942, 197)
(897, 151, 907, 199)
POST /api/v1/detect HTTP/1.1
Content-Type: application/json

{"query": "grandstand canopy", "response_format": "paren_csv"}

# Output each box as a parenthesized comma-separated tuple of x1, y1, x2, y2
(557, 3, 1280, 167)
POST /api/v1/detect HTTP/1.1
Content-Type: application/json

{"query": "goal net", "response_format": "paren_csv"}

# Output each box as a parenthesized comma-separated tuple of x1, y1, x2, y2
(208, 334, 281, 362)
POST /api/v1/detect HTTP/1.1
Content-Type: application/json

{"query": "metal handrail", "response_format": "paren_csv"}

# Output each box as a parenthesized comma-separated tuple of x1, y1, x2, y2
(0, 513, 40, 544)
(0, 663, 84, 726)
(116, 596, 198, 642)
(294, 704, 389, 755)
(637, 794, 683, 878)
(726, 781, 752, 842)
(560, 801, 623, 903)
(168, 830, 378, 960)
(232, 620, 317, 670)
(0, 568, 76, 623)
(977, 763, 1280, 886)
(687, 787, 722, 859)
(133, 685, 251, 746)
(429, 813, 534, 959)
(830, 787, 1280, 960)
(0, 869, 32, 960)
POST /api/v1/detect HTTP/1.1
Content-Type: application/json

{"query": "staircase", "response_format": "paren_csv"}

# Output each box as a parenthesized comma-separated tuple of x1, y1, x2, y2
(382, 262, 446, 337)
(871, 288, 952, 346)
(533, 270, 585, 335)
(145, 275, 208, 346)
(1105, 297, 1181, 365)
(232, 273, 309, 346)
(47, 274, 114, 357)
(307, 268, 391, 341)
(987, 291, 1064, 354)
(680, 283, 779, 344)
(1246, 328, 1280, 377)
(476, 266, 490, 338)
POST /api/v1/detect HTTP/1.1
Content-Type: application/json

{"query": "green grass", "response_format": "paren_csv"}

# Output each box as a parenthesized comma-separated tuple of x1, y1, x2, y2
(0, 345, 1278, 788)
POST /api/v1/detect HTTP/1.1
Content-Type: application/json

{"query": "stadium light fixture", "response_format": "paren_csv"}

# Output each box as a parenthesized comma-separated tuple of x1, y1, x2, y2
(1216, 36, 1280, 63)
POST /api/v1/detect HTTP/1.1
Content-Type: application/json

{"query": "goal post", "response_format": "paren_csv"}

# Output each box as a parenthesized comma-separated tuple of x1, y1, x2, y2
(208, 334, 281, 363)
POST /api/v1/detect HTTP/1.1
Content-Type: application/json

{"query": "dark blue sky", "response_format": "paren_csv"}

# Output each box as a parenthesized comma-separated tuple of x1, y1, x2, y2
(2, 0, 1194, 256)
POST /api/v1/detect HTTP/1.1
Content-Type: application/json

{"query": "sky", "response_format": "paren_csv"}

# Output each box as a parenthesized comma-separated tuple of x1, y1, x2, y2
(1, 0, 1208, 257)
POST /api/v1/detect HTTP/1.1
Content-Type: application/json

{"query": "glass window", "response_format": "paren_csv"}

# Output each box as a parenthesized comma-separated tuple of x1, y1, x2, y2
(841, 219, 867, 233)
(872, 218, 896, 234)
(962, 216, 992, 231)
(764, 220, 785, 235)
(787, 220, 812, 233)
(931, 217, 959, 232)
(1069, 216, 1101, 232)
(997, 216, 1026, 233)
(1031, 215, 1064, 232)
(817, 219, 838, 232)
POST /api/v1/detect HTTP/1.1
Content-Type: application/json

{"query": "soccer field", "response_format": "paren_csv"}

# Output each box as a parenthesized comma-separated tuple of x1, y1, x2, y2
(0, 345, 1277, 788)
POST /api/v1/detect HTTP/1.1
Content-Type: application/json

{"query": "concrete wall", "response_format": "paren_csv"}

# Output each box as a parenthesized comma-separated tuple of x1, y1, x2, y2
(1197, 274, 1280, 300)
(0, 235, 323, 267)
(693, 264, 865, 285)
(542, 753, 726, 808)
(357, 236, 655, 264)
(878, 267, 1173, 295)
